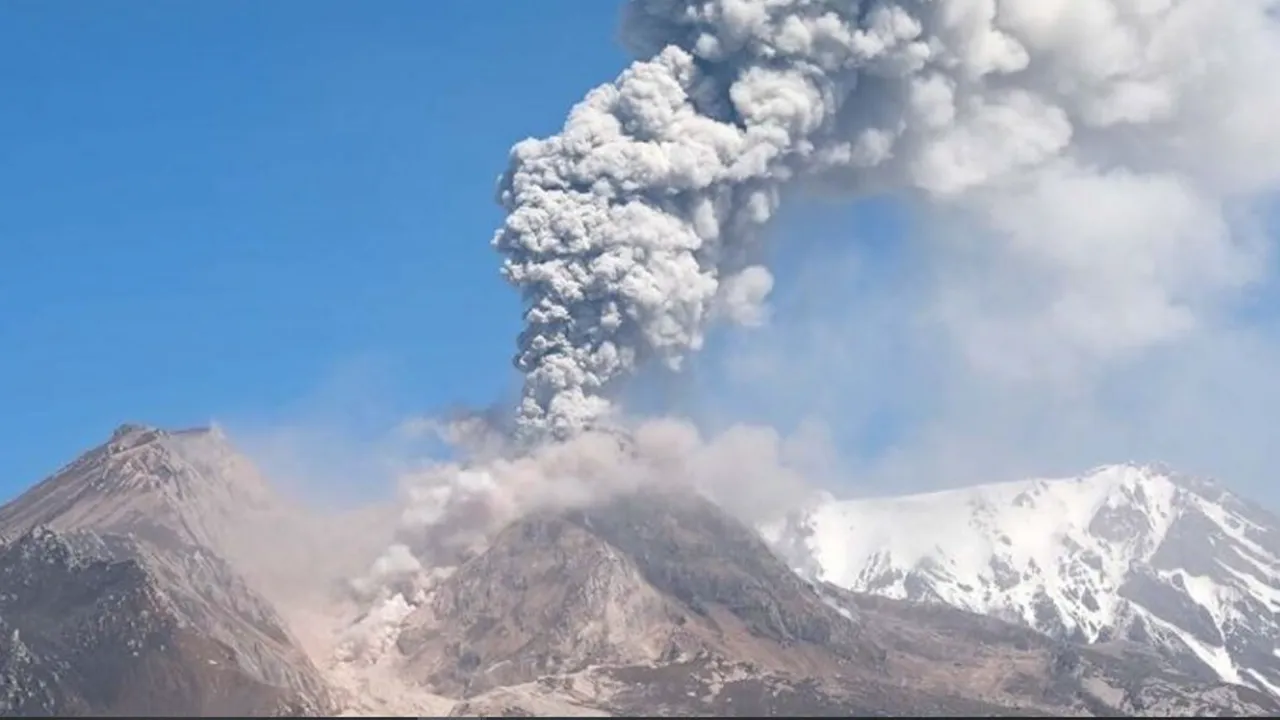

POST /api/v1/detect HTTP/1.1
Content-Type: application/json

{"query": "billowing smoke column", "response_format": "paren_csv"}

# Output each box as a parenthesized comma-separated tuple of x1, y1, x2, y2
(495, 0, 1280, 440)
(341, 2, 1280, 665)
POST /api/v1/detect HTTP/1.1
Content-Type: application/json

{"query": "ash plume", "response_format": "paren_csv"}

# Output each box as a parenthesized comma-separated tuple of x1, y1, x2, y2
(338, 415, 822, 665)
(496, 0, 1280, 440)
(336, 0, 1280, 670)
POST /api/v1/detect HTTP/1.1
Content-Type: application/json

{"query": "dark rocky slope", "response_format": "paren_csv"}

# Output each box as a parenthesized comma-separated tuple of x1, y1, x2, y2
(0, 528, 328, 716)
(0, 425, 333, 716)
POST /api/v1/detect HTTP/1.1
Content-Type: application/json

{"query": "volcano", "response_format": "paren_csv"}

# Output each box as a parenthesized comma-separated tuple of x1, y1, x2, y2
(0, 426, 1275, 716)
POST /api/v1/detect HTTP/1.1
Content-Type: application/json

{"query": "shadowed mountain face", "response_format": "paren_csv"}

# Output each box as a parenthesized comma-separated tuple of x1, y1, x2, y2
(822, 586, 1280, 717)
(396, 486, 1027, 716)
(0, 528, 324, 716)
(0, 425, 334, 716)
(568, 491, 866, 651)
(397, 488, 887, 696)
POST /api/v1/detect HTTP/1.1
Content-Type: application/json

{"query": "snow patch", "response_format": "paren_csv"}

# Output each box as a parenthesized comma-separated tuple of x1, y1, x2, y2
(1245, 669, 1280, 698)
(1139, 608, 1241, 685)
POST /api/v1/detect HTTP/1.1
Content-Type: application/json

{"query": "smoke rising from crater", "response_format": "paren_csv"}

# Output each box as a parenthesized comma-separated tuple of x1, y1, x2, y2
(496, 0, 1280, 441)
(337, 415, 824, 665)
(331, 1, 1280, 666)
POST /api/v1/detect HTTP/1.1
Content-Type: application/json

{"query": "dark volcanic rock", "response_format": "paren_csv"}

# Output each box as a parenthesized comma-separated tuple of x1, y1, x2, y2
(568, 488, 871, 654)
(0, 527, 326, 716)
(823, 587, 1280, 717)
(0, 426, 334, 716)
(397, 509, 684, 695)
(7, 426, 1279, 717)
(598, 657, 1035, 717)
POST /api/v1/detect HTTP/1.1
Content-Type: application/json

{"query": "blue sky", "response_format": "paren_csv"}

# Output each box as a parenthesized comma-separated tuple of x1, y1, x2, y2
(0, 1, 637, 497)
(5, 2, 1276, 508)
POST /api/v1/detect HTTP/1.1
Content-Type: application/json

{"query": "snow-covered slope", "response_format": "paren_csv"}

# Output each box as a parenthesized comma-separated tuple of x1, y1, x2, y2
(764, 464, 1280, 697)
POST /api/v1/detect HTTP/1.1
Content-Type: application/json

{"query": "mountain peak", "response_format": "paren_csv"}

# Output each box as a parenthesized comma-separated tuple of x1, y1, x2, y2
(6, 429, 1278, 715)
(773, 464, 1280, 698)
(0, 422, 281, 557)
(0, 509, 333, 716)
(388, 485, 880, 698)
(109, 421, 158, 439)
(360, 481, 1279, 716)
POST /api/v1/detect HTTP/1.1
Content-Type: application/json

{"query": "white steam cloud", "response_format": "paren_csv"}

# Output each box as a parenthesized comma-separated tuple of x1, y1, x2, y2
(496, 0, 1280, 440)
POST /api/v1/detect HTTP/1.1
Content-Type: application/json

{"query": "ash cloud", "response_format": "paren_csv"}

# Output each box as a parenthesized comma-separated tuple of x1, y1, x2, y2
(336, 414, 827, 664)
(335, 0, 1280, 666)
(497, 0, 1280, 441)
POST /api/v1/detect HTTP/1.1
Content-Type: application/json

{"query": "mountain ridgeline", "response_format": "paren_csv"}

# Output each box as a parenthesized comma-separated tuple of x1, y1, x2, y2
(768, 465, 1280, 699)
(0, 425, 1276, 716)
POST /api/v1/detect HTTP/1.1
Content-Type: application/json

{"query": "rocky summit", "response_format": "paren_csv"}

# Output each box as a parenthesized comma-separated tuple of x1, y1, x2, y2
(0, 426, 1277, 716)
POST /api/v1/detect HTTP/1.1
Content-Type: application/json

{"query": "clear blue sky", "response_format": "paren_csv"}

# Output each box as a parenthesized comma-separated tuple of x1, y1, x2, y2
(8, 3, 1271, 507)
(0, 1, 633, 496)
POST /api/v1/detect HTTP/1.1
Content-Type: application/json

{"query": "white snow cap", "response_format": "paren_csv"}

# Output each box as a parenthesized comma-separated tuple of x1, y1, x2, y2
(494, 0, 1280, 440)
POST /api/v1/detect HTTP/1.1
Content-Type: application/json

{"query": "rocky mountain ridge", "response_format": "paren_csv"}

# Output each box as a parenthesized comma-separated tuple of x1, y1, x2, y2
(1, 426, 1277, 716)
(765, 464, 1280, 698)
(346, 480, 1278, 716)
